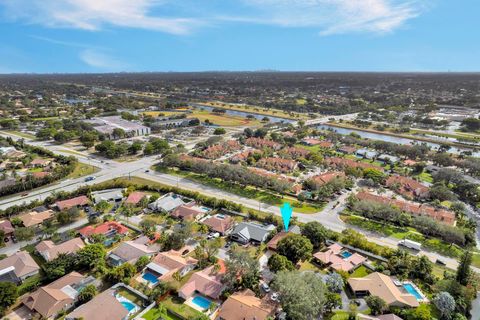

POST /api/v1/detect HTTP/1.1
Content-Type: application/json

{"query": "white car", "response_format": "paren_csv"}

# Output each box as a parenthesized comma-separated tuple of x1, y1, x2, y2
(261, 283, 271, 293)
(270, 292, 280, 302)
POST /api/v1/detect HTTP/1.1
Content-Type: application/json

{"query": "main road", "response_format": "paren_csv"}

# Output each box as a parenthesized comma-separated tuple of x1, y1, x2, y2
(0, 131, 472, 272)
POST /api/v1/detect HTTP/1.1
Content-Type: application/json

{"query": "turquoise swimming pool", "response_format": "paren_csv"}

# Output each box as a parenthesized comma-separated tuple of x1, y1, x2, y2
(142, 272, 159, 284)
(340, 251, 353, 259)
(121, 300, 136, 312)
(403, 283, 422, 300)
(192, 295, 212, 310)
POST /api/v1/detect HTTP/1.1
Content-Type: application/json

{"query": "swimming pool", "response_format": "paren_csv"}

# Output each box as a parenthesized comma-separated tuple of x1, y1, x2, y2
(340, 251, 353, 259)
(192, 295, 212, 310)
(121, 301, 136, 312)
(142, 272, 159, 285)
(403, 283, 423, 300)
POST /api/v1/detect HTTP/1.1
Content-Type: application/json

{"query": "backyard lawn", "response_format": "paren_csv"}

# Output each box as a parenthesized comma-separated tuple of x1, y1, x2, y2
(161, 296, 204, 319)
(142, 306, 183, 320)
(350, 265, 369, 278)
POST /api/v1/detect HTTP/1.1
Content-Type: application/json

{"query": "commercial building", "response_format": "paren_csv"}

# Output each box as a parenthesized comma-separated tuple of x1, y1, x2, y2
(86, 116, 151, 139)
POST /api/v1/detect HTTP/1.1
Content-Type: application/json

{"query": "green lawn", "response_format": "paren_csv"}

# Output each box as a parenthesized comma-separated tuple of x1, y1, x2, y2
(116, 287, 144, 306)
(298, 260, 325, 273)
(350, 265, 369, 278)
(67, 162, 100, 179)
(414, 171, 434, 183)
(4, 130, 36, 139)
(162, 296, 204, 319)
(142, 307, 183, 320)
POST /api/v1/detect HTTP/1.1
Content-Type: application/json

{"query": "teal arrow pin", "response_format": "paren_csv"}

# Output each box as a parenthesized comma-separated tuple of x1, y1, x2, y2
(281, 202, 293, 232)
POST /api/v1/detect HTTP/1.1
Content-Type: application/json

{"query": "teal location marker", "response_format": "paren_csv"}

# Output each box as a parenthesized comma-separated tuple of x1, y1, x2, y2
(281, 202, 293, 231)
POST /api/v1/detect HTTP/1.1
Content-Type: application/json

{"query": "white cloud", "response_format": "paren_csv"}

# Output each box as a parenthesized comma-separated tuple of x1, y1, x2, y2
(1, 0, 424, 36)
(2, 0, 202, 35)
(235, 0, 423, 35)
(79, 49, 129, 71)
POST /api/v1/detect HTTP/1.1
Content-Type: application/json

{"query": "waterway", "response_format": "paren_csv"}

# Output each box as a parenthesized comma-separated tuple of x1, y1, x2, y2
(190, 103, 297, 124)
(317, 124, 480, 157)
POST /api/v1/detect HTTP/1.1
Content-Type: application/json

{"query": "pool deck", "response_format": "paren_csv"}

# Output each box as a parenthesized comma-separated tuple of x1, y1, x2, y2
(400, 281, 429, 303)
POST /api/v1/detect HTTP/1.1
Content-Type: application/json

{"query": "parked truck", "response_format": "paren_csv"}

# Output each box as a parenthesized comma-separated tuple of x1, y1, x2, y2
(398, 239, 421, 251)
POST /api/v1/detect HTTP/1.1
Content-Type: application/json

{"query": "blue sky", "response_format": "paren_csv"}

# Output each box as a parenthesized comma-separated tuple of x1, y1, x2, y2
(0, 0, 479, 73)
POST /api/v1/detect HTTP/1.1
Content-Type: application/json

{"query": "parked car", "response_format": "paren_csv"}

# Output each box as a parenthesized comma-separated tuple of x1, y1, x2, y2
(261, 283, 271, 293)
(436, 259, 447, 266)
(84, 176, 96, 182)
(21, 192, 29, 197)
(270, 292, 280, 302)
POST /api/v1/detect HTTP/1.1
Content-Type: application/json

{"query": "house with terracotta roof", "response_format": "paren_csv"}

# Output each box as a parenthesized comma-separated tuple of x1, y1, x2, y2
(22, 271, 95, 319)
(78, 221, 129, 239)
(65, 288, 128, 320)
(313, 243, 367, 272)
(32, 171, 50, 179)
(229, 149, 261, 164)
(348, 272, 420, 308)
(279, 146, 310, 159)
(171, 202, 210, 221)
(179, 262, 226, 300)
(18, 209, 54, 228)
(337, 145, 358, 154)
(244, 137, 282, 150)
(125, 191, 149, 205)
(302, 138, 327, 146)
(0, 251, 40, 284)
(218, 289, 276, 320)
(200, 140, 241, 159)
(266, 225, 301, 251)
(201, 213, 235, 235)
(55, 195, 90, 211)
(311, 171, 346, 187)
(0, 219, 14, 236)
(29, 158, 52, 168)
(386, 175, 429, 199)
(108, 240, 158, 266)
(35, 238, 85, 261)
(356, 192, 456, 225)
(256, 157, 298, 173)
(326, 157, 384, 171)
(142, 250, 198, 282)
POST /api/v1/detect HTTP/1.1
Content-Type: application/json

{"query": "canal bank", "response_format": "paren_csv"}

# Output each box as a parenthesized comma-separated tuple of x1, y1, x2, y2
(318, 122, 480, 157)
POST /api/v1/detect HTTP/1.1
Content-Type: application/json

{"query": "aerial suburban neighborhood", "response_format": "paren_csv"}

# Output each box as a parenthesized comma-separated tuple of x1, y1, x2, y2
(0, 72, 478, 320)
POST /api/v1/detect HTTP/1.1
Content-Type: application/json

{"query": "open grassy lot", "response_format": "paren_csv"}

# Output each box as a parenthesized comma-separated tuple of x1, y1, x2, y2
(142, 111, 185, 117)
(190, 110, 260, 126)
(414, 171, 434, 183)
(67, 162, 99, 179)
(350, 265, 370, 278)
(3, 130, 36, 139)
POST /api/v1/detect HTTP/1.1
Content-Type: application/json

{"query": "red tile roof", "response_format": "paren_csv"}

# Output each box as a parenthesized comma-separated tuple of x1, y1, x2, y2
(386, 175, 429, 199)
(125, 191, 148, 205)
(79, 221, 129, 238)
(356, 192, 456, 225)
(326, 157, 383, 171)
(245, 137, 281, 150)
(202, 214, 235, 234)
(311, 171, 346, 186)
(55, 196, 90, 211)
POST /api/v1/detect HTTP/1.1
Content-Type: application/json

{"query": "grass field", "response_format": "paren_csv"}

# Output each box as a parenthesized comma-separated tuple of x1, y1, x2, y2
(142, 307, 182, 320)
(142, 111, 184, 117)
(4, 130, 36, 139)
(67, 162, 99, 179)
(191, 110, 260, 126)
(414, 171, 434, 183)
(350, 265, 370, 278)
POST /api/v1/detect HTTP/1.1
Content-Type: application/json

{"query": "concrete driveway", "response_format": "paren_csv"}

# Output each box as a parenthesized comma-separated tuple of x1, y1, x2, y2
(4, 305, 33, 320)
